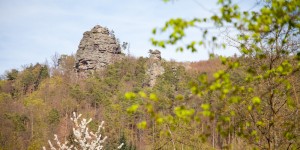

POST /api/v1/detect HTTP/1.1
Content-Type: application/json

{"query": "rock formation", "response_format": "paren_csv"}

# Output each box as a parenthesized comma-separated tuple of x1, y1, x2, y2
(149, 49, 162, 60)
(75, 25, 123, 77)
(146, 50, 165, 87)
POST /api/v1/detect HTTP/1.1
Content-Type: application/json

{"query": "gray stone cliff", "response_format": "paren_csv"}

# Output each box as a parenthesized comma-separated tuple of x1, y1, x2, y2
(75, 25, 123, 77)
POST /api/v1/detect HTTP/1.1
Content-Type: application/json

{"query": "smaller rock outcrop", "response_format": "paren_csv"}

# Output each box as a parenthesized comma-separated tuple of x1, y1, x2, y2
(149, 49, 162, 60)
(146, 50, 165, 87)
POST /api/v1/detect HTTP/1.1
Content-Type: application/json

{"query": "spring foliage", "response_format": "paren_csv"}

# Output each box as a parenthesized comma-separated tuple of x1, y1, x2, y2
(0, 0, 299, 149)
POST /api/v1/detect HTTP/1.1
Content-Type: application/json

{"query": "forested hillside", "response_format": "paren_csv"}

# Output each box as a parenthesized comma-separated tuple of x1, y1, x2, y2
(1, 0, 300, 149)
(1, 53, 299, 149)
(0, 55, 224, 149)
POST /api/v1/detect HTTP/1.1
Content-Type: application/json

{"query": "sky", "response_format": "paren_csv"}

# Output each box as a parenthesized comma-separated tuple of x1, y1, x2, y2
(0, 0, 255, 74)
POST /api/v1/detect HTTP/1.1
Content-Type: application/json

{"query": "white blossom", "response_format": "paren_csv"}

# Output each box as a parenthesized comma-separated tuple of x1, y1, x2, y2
(44, 112, 123, 150)
(117, 143, 124, 149)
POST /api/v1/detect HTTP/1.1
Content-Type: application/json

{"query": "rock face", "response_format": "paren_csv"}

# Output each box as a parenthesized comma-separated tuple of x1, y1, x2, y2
(146, 50, 165, 87)
(149, 49, 162, 60)
(75, 25, 123, 77)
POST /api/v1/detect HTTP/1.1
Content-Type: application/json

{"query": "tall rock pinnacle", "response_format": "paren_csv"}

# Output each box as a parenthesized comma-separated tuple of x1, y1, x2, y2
(75, 25, 123, 77)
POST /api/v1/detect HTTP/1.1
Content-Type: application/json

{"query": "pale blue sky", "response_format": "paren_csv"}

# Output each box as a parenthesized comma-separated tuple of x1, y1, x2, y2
(0, 0, 255, 74)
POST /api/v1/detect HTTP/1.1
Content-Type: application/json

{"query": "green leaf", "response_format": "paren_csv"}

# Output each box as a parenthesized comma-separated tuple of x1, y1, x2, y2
(212, 36, 217, 41)
(149, 93, 158, 101)
(152, 28, 157, 34)
(285, 132, 295, 140)
(202, 110, 211, 117)
(127, 104, 139, 114)
(251, 130, 257, 136)
(137, 121, 147, 129)
(156, 117, 164, 124)
(248, 105, 252, 111)
(201, 104, 210, 110)
(256, 121, 264, 126)
(175, 94, 184, 100)
(174, 106, 195, 120)
(146, 104, 153, 113)
(125, 92, 136, 100)
(138, 91, 147, 98)
(252, 97, 261, 105)
(230, 96, 241, 103)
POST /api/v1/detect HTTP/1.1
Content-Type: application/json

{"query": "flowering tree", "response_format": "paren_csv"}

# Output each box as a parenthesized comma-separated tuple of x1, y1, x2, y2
(43, 112, 123, 150)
